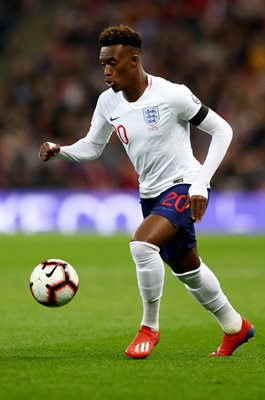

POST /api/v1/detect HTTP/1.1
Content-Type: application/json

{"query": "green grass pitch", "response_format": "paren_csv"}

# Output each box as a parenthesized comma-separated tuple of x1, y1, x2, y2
(0, 234, 264, 400)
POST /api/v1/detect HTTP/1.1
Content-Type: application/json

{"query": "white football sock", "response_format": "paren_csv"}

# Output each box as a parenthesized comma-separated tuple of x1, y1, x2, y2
(141, 299, 161, 331)
(173, 259, 242, 334)
(130, 241, 164, 331)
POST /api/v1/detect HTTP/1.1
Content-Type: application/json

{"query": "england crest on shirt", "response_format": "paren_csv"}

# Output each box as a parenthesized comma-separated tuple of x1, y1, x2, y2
(142, 106, 160, 126)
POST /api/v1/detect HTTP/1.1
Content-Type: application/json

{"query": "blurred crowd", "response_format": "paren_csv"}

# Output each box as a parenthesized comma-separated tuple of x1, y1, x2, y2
(0, 0, 265, 190)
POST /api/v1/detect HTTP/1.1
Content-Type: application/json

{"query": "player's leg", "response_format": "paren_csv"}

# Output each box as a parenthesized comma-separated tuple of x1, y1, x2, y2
(166, 247, 255, 356)
(126, 184, 203, 358)
(125, 213, 179, 358)
(131, 213, 179, 328)
(168, 249, 242, 333)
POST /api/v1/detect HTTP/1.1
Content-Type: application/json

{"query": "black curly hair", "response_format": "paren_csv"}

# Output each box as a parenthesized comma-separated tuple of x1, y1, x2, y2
(99, 25, 142, 49)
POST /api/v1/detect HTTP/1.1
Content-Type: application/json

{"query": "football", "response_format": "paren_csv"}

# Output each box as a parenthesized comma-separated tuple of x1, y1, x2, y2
(30, 259, 79, 307)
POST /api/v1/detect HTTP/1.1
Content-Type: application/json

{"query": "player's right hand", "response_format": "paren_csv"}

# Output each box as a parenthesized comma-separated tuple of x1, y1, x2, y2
(38, 142, 60, 162)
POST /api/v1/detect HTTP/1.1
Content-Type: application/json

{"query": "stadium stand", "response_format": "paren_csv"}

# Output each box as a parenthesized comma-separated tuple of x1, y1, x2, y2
(0, 0, 264, 190)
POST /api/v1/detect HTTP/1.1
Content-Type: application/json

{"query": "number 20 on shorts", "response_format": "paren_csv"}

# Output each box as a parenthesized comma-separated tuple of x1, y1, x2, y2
(161, 192, 188, 212)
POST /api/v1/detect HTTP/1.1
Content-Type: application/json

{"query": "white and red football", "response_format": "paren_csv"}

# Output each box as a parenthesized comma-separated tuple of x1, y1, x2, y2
(30, 259, 79, 307)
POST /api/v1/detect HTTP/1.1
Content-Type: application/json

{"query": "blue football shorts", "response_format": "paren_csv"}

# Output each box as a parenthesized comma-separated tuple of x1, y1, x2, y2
(140, 184, 208, 264)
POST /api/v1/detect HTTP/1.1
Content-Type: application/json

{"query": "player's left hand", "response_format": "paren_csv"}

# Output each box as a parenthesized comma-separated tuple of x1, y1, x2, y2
(188, 182, 208, 222)
(188, 195, 207, 222)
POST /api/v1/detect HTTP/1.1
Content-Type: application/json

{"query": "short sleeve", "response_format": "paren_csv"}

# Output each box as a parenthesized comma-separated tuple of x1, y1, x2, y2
(168, 84, 202, 122)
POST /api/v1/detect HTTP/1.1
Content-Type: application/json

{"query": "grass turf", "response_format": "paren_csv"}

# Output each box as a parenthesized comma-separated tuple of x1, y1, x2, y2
(0, 234, 264, 400)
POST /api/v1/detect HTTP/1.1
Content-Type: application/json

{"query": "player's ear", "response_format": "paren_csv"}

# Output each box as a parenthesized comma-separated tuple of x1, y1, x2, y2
(131, 55, 139, 68)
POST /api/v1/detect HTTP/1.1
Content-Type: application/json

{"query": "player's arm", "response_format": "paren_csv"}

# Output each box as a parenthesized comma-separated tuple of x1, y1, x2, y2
(39, 93, 112, 162)
(38, 138, 107, 162)
(188, 105, 233, 222)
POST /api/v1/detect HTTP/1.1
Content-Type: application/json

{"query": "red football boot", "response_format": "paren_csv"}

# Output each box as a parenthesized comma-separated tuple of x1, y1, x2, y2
(209, 318, 255, 356)
(125, 325, 160, 359)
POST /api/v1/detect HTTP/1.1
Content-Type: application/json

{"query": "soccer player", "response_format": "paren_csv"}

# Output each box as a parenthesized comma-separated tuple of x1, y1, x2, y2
(39, 25, 254, 358)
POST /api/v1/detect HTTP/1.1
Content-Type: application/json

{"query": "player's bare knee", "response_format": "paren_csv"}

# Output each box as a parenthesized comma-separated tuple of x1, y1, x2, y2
(130, 231, 156, 244)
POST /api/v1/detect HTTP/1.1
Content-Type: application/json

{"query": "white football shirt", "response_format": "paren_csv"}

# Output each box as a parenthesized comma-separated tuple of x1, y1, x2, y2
(59, 75, 205, 198)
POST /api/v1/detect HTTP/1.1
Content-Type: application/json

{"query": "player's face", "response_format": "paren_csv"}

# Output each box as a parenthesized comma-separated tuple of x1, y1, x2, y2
(99, 45, 138, 93)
